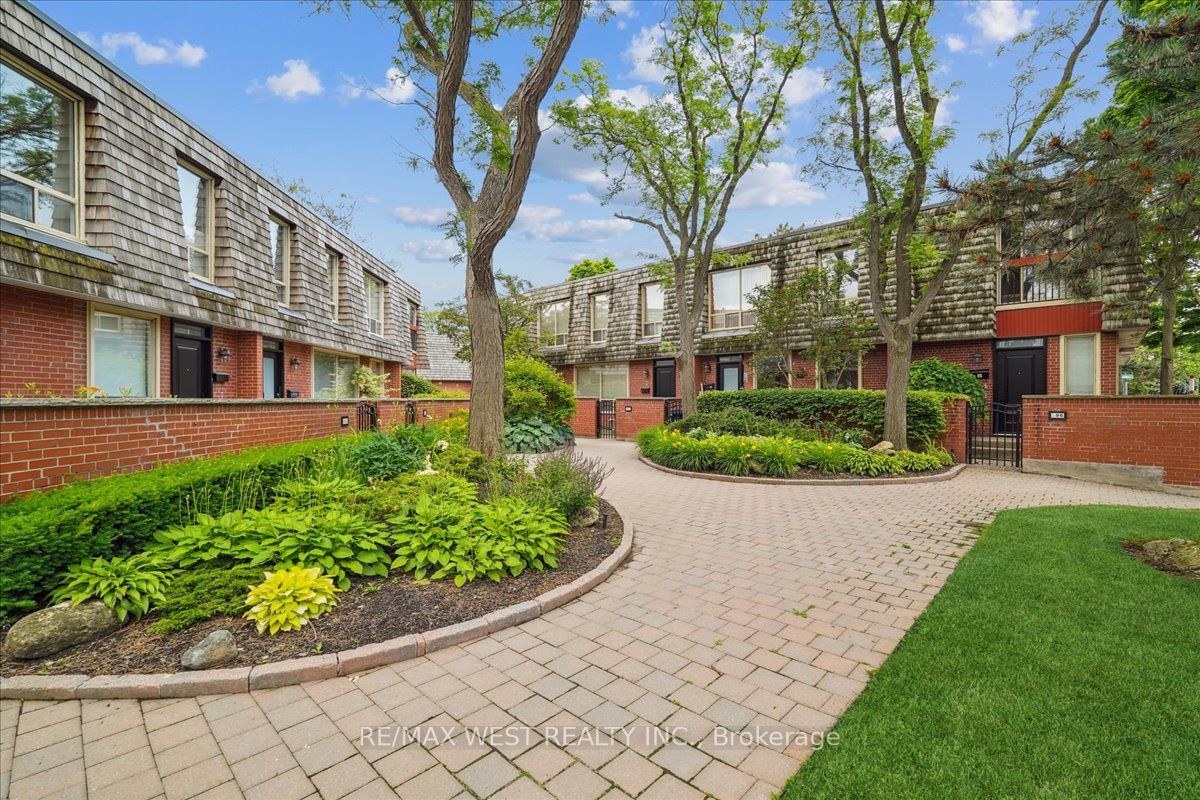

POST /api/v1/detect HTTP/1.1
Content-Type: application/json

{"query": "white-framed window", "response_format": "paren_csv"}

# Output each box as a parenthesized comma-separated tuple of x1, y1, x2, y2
(312, 350, 359, 399)
(0, 58, 83, 238)
(576, 363, 628, 400)
(175, 162, 214, 280)
(268, 214, 292, 306)
(819, 352, 862, 389)
(364, 271, 385, 336)
(710, 264, 770, 330)
(641, 282, 664, 338)
(88, 305, 158, 397)
(326, 249, 342, 322)
(539, 300, 570, 347)
(408, 301, 420, 351)
(820, 248, 859, 299)
(590, 293, 610, 343)
(1061, 333, 1099, 395)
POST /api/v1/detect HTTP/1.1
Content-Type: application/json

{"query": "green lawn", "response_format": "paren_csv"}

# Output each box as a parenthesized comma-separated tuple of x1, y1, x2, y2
(781, 505, 1200, 800)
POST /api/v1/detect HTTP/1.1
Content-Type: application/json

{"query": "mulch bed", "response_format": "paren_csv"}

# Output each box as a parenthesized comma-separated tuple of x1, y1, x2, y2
(0, 501, 623, 677)
(1122, 540, 1200, 583)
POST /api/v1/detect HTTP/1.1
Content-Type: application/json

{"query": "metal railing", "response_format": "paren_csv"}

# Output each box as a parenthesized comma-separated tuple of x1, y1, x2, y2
(966, 402, 1022, 467)
(597, 400, 616, 438)
(664, 398, 683, 423)
(357, 401, 379, 432)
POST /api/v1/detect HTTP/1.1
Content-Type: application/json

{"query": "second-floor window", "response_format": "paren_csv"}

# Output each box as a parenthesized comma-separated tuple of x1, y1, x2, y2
(710, 264, 769, 330)
(408, 302, 420, 351)
(176, 163, 213, 280)
(820, 248, 859, 299)
(269, 214, 291, 306)
(326, 250, 342, 321)
(591, 293, 610, 343)
(0, 59, 81, 237)
(999, 265, 1065, 305)
(641, 282, 664, 338)
(364, 271, 385, 336)
(539, 300, 570, 347)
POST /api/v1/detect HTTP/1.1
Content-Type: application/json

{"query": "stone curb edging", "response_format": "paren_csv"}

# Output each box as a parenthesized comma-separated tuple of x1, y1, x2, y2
(638, 455, 967, 486)
(0, 512, 634, 702)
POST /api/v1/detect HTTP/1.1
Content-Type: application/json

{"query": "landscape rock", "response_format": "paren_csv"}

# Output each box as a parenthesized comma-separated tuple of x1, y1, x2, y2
(4, 602, 119, 660)
(868, 440, 897, 455)
(574, 505, 601, 529)
(181, 630, 238, 670)
(1141, 538, 1200, 576)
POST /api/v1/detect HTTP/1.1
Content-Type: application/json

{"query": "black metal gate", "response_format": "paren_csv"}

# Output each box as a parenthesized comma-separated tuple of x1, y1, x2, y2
(357, 401, 379, 432)
(966, 402, 1022, 467)
(597, 400, 616, 438)
(664, 399, 683, 424)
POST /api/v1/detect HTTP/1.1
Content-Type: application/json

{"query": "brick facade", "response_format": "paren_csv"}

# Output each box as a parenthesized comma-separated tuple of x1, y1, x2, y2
(0, 397, 470, 498)
(1022, 396, 1200, 488)
(0, 284, 87, 396)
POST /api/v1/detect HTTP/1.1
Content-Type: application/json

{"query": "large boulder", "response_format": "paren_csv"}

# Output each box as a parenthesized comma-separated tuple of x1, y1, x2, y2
(868, 440, 896, 455)
(181, 630, 238, 670)
(1142, 538, 1200, 575)
(4, 601, 119, 659)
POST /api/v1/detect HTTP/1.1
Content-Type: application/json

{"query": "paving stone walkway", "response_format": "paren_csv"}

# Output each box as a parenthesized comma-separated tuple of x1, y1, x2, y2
(3, 440, 1197, 800)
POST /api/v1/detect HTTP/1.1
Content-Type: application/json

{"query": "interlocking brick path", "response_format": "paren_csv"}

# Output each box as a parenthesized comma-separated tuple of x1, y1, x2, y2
(3, 440, 1196, 800)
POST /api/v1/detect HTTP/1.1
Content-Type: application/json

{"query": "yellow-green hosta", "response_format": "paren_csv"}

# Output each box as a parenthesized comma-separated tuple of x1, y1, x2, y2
(244, 566, 340, 636)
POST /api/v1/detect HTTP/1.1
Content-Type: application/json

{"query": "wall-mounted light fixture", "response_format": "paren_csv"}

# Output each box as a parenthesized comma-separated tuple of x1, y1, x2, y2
(972, 350, 983, 365)
(289, 357, 301, 369)
(643, 368, 650, 378)
(216, 346, 231, 360)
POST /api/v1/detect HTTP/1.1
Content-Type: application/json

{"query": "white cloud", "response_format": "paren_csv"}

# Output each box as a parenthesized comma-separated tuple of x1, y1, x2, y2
(946, 33, 968, 52)
(610, 85, 653, 109)
(251, 59, 323, 100)
(341, 67, 415, 104)
(606, 0, 636, 18)
(390, 206, 451, 226)
(81, 31, 206, 67)
(625, 24, 667, 83)
(568, 192, 598, 204)
(515, 204, 633, 242)
(730, 161, 824, 210)
(781, 66, 828, 107)
(966, 1, 1037, 43)
(402, 238, 460, 262)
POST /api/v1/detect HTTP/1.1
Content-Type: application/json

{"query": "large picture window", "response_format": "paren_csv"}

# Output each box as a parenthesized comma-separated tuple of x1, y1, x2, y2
(176, 163, 214, 280)
(89, 307, 156, 397)
(539, 301, 570, 347)
(641, 283, 664, 338)
(576, 363, 627, 400)
(269, 214, 291, 306)
(590, 294, 610, 343)
(710, 265, 769, 330)
(820, 248, 859, 299)
(313, 350, 358, 399)
(364, 271, 385, 336)
(0, 59, 81, 237)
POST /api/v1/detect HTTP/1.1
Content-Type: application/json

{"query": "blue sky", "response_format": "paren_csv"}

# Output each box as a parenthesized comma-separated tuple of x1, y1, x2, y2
(35, 0, 1122, 305)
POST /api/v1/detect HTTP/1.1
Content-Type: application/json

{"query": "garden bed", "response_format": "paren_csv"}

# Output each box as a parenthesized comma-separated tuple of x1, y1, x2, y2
(0, 500, 623, 677)
(639, 456, 963, 485)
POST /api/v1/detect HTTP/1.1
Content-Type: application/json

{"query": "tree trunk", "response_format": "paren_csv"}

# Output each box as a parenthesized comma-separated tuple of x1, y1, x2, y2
(465, 251, 505, 457)
(882, 323, 913, 447)
(1160, 288, 1177, 395)
(678, 329, 698, 416)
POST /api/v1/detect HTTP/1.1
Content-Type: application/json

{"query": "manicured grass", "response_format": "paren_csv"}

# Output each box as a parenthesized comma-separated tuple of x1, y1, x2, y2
(781, 505, 1200, 800)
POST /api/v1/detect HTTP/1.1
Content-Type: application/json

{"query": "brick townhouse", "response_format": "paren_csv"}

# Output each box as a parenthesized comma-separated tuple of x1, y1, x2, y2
(0, 0, 423, 403)
(527, 211, 1149, 420)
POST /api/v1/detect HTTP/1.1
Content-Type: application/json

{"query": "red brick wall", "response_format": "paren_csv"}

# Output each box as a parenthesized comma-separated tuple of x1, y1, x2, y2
(937, 396, 969, 463)
(285, 342, 313, 397)
(0, 284, 87, 396)
(860, 340, 994, 403)
(236, 331, 264, 399)
(431, 379, 471, 394)
(1023, 395, 1200, 487)
(1045, 332, 1119, 395)
(862, 346, 887, 390)
(614, 398, 669, 439)
(569, 398, 599, 438)
(629, 360, 654, 397)
(0, 398, 470, 498)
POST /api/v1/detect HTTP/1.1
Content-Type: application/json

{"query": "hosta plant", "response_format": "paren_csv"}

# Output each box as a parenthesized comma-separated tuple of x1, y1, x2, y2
(244, 566, 340, 636)
(237, 509, 391, 591)
(503, 417, 574, 454)
(51, 554, 171, 623)
(272, 476, 365, 510)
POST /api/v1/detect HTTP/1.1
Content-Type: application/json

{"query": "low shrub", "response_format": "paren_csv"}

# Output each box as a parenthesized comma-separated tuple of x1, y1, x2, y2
(148, 565, 264, 634)
(244, 566, 340, 636)
(497, 450, 611, 521)
(667, 408, 820, 440)
(695, 388, 949, 445)
(388, 496, 568, 585)
(400, 373, 440, 397)
(344, 433, 425, 481)
(51, 554, 171, 623)
(349, 473, 478, 523)
(909, 358, 985, 411)
(505, 356, 577, 425)
(638, 427, 953, 479)
(272, 477, 365, 510)
(0, 435, 349, 617)
(504, 417, 574, 454)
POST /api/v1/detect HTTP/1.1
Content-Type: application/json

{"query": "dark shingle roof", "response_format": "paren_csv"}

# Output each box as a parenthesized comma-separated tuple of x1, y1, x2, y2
(416, 330, 472, 382)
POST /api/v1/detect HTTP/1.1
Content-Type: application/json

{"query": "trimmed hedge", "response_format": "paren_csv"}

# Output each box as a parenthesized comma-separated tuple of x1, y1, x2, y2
(909, 358, 986, 411)
(695, 388, 951, 444)
(505, 356, 577, 426)
(0, 435, 352, 617)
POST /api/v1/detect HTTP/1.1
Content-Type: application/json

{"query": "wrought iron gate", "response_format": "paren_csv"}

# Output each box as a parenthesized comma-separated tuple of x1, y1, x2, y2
(357, 401, 379, 432)
(966, 402, 1022, 467)
(597, 400, 616, 438)
(664, 398, 683, 423)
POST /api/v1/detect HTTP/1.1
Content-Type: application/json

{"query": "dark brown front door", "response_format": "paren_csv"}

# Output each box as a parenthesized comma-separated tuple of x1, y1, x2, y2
(171, 321, 212, 398)
(653, 359, 676, 397)
(994, 341, 1045, 433)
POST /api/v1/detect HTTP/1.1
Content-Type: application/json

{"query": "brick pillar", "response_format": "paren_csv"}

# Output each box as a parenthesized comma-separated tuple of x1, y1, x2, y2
(386, 361, 403, 397)
(236, 331, 264, 398)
